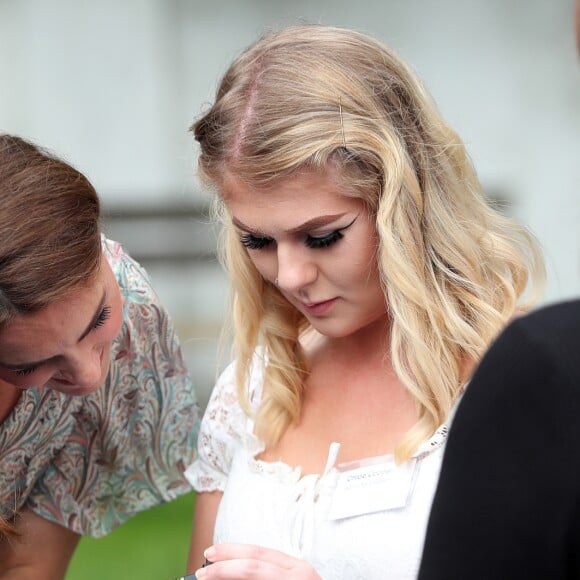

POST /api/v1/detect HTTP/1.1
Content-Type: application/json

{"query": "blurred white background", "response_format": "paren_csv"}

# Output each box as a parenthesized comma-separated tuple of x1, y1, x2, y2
(1, 0, 578, 409)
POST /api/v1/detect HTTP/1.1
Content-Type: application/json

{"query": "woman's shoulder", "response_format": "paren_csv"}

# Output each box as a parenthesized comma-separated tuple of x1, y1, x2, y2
(198, 349, 267, 448)
(103, 235, 171, 357)
(101, 236, 153, 298)
(101, 236, 131, 273)
(184, 349, 267, 491)
(214, 348, 267, 409)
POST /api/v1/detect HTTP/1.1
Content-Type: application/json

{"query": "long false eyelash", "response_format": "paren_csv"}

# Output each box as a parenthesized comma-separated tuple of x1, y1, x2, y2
(92, 306, 112, 329)
(306, 215, 358, 249)
(15, 365, 39, 376)
(306, 230, 344, 249)
(240, 233, 274, 250)
(240, 215, 358, 251)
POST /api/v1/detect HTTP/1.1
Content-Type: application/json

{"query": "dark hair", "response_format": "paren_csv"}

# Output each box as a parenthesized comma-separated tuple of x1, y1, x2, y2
(0, 135, 101, 329)
(0, 513, 19, 541)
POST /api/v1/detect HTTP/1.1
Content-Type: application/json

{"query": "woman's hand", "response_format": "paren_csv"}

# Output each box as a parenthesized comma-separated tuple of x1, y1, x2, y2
(193, 543, 322, 580)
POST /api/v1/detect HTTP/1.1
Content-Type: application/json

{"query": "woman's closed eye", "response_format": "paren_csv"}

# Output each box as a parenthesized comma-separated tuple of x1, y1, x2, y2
(240, 231, 344, 250)
(306, 229, 344, 249)
(14, 365, 39, 376)
(92, 306, 112, 329)
(12, 306, 112, 377)
(240, 233, 274, 250)
(239, 217, 358, 251)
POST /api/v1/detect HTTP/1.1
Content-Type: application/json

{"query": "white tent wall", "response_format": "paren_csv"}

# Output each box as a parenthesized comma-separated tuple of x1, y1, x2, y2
(1, 0, 578, 408)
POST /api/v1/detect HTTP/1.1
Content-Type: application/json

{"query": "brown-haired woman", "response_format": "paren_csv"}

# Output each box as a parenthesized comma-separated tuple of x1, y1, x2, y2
(0, 134, 200, 579)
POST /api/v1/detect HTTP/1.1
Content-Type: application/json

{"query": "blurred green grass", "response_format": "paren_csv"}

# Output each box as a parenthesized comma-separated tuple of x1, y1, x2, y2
(66, 492, 195, 580)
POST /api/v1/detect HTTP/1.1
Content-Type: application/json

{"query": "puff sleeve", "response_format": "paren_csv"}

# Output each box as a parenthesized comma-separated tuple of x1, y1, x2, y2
(184, 361, 250, 492)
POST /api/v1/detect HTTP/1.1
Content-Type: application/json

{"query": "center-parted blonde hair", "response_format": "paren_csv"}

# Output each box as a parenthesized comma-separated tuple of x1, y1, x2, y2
(191, 25, 544, 460)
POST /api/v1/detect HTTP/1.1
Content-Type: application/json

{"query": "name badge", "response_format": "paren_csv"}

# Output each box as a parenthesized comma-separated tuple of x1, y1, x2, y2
(327, 455, 418, 520)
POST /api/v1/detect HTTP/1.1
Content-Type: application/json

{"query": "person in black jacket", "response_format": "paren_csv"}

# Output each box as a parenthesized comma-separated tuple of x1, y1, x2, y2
(420, 1, 580, 575)
(419, 300, 580, 579)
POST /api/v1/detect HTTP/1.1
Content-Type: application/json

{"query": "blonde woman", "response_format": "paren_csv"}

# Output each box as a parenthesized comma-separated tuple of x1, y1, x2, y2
(184, 25, 544, 580)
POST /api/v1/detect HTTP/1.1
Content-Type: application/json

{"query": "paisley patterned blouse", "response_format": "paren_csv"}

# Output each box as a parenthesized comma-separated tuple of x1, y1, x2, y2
(0, 237, 200, 537)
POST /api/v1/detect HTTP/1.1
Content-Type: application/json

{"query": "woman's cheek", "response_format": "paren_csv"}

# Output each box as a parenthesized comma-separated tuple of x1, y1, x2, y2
(107, 308, 123, 343)
(248, 252, 276, 282)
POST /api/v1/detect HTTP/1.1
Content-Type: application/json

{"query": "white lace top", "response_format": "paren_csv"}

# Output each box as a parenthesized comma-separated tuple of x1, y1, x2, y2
(185, 351, 453, 579)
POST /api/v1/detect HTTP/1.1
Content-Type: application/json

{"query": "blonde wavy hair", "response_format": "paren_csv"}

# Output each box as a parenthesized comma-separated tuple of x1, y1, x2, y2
(191, 24, 544, 460)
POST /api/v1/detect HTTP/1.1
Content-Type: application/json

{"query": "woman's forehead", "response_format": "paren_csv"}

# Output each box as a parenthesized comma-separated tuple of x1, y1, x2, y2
(0, 263, 110, 362)
(224, 170, 363, 220)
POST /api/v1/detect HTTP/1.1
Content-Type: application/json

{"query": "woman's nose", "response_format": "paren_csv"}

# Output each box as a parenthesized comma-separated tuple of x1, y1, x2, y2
(275, 245, 317, 293)
(61, 346, 103, 389)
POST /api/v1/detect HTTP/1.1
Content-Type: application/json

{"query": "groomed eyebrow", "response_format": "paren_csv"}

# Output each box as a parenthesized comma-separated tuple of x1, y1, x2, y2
(232, 213, 349, 236)
(0, 288, 107, 370)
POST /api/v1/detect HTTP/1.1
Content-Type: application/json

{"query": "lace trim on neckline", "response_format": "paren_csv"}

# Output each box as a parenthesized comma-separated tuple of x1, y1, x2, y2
(242, 349, 456, 482)
(244, 417, 450, 484)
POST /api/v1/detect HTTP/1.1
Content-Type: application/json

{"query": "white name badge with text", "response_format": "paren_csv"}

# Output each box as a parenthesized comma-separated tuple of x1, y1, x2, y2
(327, 455, 419, 520)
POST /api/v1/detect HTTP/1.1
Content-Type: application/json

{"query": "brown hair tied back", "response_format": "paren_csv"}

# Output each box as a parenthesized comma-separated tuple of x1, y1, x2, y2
(0, 135, 102, 329)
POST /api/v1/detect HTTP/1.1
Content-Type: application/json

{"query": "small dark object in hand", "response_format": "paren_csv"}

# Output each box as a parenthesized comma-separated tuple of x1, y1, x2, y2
(175, 558, 213, 580)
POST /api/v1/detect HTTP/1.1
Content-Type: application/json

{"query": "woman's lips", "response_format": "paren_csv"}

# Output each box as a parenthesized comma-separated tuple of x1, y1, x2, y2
(302, 297, 338, 316)
(52, 378, 73, 385)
